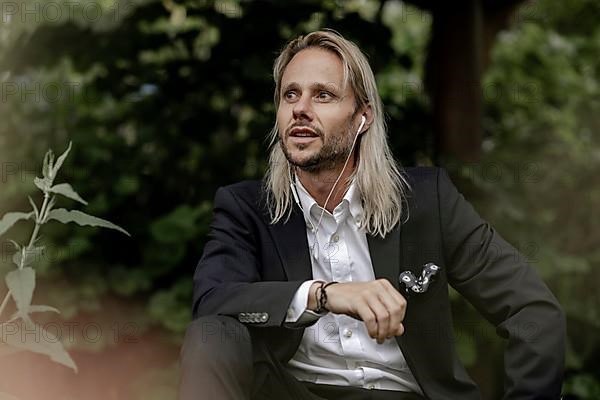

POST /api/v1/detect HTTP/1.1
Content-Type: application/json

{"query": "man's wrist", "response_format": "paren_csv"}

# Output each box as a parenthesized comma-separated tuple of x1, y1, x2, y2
(307, 281, 324, 311)
(315, 281, 338, 313)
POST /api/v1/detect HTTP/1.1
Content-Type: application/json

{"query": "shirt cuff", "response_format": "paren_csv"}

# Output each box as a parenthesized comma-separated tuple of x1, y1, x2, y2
(284, 280, 328, 328)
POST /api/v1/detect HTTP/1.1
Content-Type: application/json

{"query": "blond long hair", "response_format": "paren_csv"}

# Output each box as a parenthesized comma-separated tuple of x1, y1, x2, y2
(264, 30, 411, 238)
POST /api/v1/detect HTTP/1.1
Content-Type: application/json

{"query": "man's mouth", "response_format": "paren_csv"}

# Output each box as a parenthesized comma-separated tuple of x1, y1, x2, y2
(289, 127, 319, 138)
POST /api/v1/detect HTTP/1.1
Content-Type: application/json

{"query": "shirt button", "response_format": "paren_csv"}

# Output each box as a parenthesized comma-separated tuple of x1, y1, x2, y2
(343, 329, 352, 338)
(332, 234, 339, 243)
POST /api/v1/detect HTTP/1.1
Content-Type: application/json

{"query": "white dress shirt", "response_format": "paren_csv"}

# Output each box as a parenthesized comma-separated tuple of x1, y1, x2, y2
(284, 177, 423, 394)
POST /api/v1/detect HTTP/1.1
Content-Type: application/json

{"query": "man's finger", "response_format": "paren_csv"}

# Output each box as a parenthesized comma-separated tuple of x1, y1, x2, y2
(367, 295, 390, 344)
(356, 303, 378, 339)
(378, 291, 404, 338)
(395, 322, 405, 336)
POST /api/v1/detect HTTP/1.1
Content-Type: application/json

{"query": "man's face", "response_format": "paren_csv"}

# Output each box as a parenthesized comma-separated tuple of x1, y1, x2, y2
(277, 48, 359, 173)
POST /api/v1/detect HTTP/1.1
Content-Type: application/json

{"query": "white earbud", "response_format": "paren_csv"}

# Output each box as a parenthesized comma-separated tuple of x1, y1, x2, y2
(357, 115, 366, 135)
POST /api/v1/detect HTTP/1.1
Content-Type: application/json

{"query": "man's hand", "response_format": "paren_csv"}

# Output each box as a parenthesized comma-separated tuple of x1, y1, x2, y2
(308, 279, 406, 344)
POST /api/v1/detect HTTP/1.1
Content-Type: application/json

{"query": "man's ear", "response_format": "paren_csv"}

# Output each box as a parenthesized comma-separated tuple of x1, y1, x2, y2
(360, 103, 374, 134)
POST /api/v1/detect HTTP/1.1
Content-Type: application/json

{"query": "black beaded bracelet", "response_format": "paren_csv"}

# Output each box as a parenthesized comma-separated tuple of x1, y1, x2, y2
(315, 281, 338, 313)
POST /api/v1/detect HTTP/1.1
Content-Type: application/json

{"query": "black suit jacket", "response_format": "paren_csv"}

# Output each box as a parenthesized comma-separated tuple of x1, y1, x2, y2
(193, 167, 565, 399)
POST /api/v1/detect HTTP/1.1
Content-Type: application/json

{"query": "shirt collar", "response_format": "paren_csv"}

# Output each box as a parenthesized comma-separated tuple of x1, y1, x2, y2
(293, 174, 362, 225)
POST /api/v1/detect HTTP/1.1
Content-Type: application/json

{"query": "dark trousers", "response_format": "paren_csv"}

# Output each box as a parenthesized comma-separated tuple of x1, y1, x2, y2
(179, 316, 425, 400)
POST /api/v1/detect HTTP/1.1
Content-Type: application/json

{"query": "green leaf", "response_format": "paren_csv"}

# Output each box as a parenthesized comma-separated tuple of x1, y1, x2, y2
(114, 175, 140, 195)
(1, 320, 77, 372)
(42, 149, 55, 181)
(0, 211, 34, 237)
(9, 304, 60, 323)
(5, 267, 35, 312)
(11, 249, 22, 269)
(49, 183, 88, 205)
(12, 246, 45, 269)
(26, 305, 60, 314)
(150, 205, 200, 243)
(564, 373, 600, 397)
(34, 176, 51, 192)
(51, 141, 72, 180)
(148, 279, 192, 333)
(45, 208, 130, 236)
(4, 266, 59, 323)
(170, 5, 187, 27)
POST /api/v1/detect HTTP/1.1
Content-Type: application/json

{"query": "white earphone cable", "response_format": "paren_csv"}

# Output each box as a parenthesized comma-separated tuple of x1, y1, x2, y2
(290, 115, 366, 260)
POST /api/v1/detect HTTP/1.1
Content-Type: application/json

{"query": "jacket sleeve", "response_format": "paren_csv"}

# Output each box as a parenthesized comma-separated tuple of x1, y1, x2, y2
(437, 168, 565, 399)
(192, 186, 305, 328)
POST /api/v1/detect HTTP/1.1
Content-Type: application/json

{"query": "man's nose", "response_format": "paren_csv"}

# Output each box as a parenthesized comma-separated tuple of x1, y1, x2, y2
(292, 93, 314, 121)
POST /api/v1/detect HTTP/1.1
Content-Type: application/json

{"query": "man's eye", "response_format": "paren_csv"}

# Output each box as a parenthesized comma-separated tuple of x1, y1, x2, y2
(284, 91, 298, 100)
(316, 91, 333, 100)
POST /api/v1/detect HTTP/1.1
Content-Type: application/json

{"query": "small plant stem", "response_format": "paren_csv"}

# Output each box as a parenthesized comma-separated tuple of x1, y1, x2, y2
(26, 192, 50, 252)
(0, 192, 50, 317)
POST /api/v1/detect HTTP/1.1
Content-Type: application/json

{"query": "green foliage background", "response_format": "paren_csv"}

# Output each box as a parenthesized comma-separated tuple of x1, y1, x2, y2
(0, 0, 598, 398)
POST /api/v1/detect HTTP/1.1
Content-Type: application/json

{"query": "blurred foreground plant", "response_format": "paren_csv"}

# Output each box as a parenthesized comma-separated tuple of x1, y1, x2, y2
(0, 142, 129, 399)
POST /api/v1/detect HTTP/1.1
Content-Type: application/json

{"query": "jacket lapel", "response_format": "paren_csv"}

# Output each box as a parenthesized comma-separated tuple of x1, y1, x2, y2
(367, 224, 402, 291)
(266, 202, 313, 282)
(368, 222, 429, 390)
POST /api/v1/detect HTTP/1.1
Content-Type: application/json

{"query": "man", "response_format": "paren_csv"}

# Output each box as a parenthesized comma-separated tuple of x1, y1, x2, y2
(179, 30, 565, 399)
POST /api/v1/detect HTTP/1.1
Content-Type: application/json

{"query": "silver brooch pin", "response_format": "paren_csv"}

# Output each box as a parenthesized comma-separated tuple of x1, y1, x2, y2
(399, 263, 441, 297)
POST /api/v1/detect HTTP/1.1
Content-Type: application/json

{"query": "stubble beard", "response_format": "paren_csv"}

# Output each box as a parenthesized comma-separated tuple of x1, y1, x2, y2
(280, 122, 355, 174)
